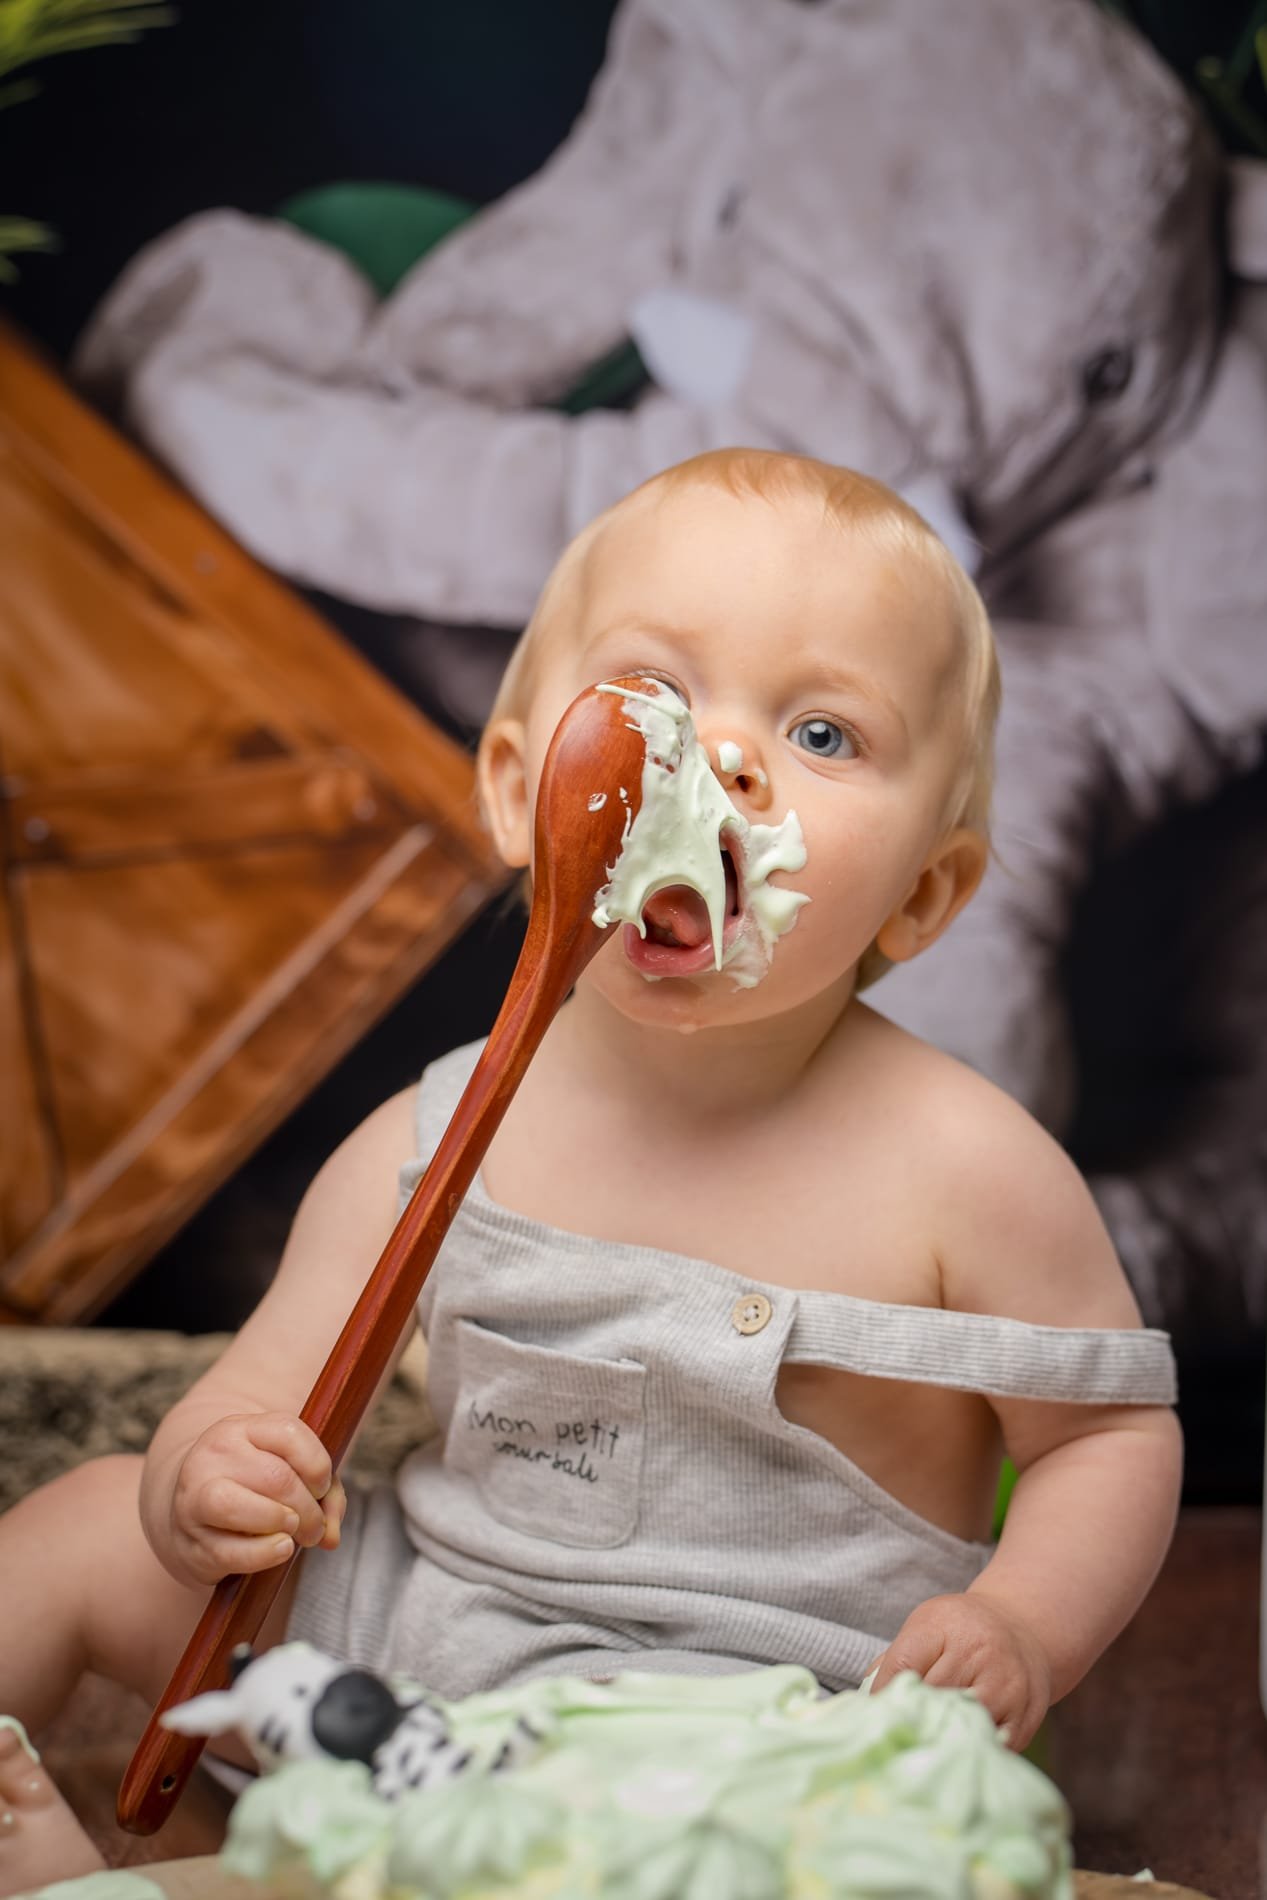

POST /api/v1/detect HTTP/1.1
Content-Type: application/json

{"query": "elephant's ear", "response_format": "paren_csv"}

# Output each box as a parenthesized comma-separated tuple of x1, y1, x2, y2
(1228, 157, 1267, 282)
(1146, 275, 1267, 744)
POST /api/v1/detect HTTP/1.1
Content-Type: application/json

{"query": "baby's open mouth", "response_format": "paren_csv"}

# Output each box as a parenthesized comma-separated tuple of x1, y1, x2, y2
(624, 843, 742, 976)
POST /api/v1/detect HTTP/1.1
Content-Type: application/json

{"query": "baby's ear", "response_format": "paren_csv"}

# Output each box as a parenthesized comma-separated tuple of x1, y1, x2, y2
(875, 828, 988, 965)
(476, 718, 532, 869)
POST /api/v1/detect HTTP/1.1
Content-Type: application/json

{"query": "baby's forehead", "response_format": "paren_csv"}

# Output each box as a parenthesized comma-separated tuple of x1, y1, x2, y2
(571, 482, 965, 675)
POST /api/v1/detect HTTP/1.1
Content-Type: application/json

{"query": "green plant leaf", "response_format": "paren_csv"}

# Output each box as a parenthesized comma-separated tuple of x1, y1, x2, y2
(0, 214, 58, 280)
(1196, 54, 1267, 156)
(0, 0, 172, 84)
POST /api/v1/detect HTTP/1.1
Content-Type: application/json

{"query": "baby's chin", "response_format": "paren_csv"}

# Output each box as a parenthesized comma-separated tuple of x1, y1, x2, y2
(580, 941, 839, 1038)
(575, 949, 732, 1032)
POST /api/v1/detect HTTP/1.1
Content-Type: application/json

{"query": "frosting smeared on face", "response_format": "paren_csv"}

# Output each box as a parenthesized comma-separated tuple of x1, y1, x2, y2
(591, 682, 810, 990)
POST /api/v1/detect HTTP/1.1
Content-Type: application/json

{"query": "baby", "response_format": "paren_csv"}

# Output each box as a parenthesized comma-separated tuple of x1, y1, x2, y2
(0, 450, 1179, 1895)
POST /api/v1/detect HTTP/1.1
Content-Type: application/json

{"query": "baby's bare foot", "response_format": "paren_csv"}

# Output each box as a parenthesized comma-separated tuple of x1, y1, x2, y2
(0, 1722, 103, 1899)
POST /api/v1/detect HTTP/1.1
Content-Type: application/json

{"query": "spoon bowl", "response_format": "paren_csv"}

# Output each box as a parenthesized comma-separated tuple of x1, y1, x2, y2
(116, 677, 656, 1834)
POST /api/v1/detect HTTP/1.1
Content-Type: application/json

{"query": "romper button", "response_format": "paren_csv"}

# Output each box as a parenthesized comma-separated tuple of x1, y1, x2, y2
(732, 1293, 772, 1335)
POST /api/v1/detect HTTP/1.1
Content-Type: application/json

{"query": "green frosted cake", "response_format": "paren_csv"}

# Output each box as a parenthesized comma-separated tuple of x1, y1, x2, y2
(208, 1662, 1072, 1900)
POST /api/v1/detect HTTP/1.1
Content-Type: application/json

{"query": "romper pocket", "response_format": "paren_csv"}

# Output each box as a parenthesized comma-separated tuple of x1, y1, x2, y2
(445, 1320, 647, 1549)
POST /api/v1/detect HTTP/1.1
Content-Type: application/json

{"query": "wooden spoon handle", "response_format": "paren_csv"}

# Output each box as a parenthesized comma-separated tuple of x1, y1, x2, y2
(115, 1565, 289, 1835)
(117, 675, 652, 1835)
(117, 923, 571, 1834)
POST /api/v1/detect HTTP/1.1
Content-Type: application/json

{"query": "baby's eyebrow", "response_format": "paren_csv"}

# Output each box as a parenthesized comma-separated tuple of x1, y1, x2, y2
(582, 617, 693, 656)
(792, 666, 908, 738)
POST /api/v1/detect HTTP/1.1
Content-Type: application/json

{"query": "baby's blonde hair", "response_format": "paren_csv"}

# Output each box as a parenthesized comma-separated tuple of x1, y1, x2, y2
(486, 448, 1000, 988)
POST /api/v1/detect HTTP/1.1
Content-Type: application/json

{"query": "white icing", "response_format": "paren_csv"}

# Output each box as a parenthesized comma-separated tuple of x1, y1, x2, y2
(587, 792, 608, 811)
(592, 683, 810, 988)
(714, 740, 768, 789)
(724, 812, 811, 989)
(614, 1766, 711, 1820)
(0, 1714, 39, 1764)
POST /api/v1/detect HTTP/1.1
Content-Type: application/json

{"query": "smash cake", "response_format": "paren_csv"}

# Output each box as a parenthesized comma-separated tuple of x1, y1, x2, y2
(145, 1645, 1073, 1900)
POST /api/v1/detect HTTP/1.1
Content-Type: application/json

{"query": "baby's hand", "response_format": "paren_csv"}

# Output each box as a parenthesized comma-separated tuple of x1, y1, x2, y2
(868, 1592, 1052, 1750)
(166, 1412, 347, 1587)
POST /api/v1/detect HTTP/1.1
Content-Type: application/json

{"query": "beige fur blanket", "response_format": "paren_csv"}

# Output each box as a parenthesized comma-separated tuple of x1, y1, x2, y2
(0, 1328, 435, 1515)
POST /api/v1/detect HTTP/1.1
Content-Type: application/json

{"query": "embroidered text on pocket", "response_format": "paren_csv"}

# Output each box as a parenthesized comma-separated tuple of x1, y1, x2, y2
(446, 1320, 647, 1548)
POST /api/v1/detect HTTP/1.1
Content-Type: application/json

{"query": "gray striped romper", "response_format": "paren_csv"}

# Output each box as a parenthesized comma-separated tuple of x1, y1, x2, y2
(290, 1040, 1178, 1700)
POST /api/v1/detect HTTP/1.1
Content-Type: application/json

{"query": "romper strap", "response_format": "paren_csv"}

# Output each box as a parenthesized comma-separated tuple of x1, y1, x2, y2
(785, 1292, 1177, 1405)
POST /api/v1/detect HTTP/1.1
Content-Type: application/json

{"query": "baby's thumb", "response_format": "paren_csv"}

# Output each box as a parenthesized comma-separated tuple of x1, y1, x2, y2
(865, 1645, 899, 1694)
(867, 1615, 945, 1693)
(320, 1474, 347, 1547)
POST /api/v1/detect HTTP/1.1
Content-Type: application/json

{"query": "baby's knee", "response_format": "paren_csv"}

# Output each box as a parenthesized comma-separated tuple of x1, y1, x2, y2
(36, 1453, 144, 1522)
(65, 1452, 143, 1490)
(3, 1452, 142, 1533)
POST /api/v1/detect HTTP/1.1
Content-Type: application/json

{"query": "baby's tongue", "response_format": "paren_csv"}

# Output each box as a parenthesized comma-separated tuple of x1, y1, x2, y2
(642, 884, 712, 949)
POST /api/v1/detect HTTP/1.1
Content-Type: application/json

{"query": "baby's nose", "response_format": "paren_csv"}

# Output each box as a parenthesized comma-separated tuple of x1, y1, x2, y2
(710, 733, 772, 809)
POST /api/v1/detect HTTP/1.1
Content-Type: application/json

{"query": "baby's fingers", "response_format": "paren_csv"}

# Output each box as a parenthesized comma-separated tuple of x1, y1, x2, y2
(196, 1477, 300, 1540)
(239, 1415, 338, 1547)
(869, 1615, 948, 1693)
(185, 1529, 296, 1584)
(318, 1475, 347, 1551)
(242, 1413, 334, 1499)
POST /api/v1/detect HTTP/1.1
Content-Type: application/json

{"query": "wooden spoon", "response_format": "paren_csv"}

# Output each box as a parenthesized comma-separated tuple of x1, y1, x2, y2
(117, 676, 654, 1835)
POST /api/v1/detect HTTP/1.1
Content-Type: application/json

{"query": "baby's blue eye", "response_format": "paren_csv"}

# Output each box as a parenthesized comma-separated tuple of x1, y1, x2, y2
(789, 717, 856, 759)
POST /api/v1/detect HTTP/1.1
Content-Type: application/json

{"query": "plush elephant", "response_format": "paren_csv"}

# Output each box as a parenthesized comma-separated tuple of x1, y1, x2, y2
(75, 0, 1267, 1339)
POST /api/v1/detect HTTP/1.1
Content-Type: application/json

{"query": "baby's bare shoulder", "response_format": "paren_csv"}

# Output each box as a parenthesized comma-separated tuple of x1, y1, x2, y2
(200, 1084, 422, 1403)
(312, 1085, 419, 1196)
(275, 1084, 420, 1282)
(854, 1006, 1140, 1330)
(850, 1000, 1026, 1133)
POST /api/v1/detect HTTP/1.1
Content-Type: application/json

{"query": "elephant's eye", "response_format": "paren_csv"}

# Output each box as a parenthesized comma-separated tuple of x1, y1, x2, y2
(1082, 346, 1135, 403)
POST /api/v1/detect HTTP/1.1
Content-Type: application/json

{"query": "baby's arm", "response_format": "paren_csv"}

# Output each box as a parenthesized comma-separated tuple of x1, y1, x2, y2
(870, 1092, 1182, 1749)
(140, 1086, 418, 1587)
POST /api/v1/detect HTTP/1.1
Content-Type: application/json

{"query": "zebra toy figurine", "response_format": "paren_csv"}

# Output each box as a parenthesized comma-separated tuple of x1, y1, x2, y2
(161, 1642, 542, 1800)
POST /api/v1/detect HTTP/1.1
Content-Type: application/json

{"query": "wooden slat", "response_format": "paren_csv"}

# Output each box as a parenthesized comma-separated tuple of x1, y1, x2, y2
(3, 830, 496, 1320)
(0, 444, 288, 780)
(0, 322, 499, 874)
(5, 753, 399, 865)
(19, 832, 425, 1180)
(0, 846, 59, 1253)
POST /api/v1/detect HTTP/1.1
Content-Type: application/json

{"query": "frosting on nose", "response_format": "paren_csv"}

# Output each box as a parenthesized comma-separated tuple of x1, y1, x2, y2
(715, 737, 768, 790)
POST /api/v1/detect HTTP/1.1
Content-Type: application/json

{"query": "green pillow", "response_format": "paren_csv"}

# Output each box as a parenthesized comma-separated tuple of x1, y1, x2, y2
(278, 181, 476, 297)
(276, 180, 651, 409)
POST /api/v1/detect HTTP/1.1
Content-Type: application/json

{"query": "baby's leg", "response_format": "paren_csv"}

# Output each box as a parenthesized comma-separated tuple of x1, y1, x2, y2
(0, 1723, 103, 1898)
(0, 1453, 299, 1727)
(0, 1455, 212, 1732)
(0, 1455, 299, 1893)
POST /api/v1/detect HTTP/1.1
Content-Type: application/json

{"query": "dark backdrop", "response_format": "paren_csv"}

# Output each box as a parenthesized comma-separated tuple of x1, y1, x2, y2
(0, 0, 619, 358)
